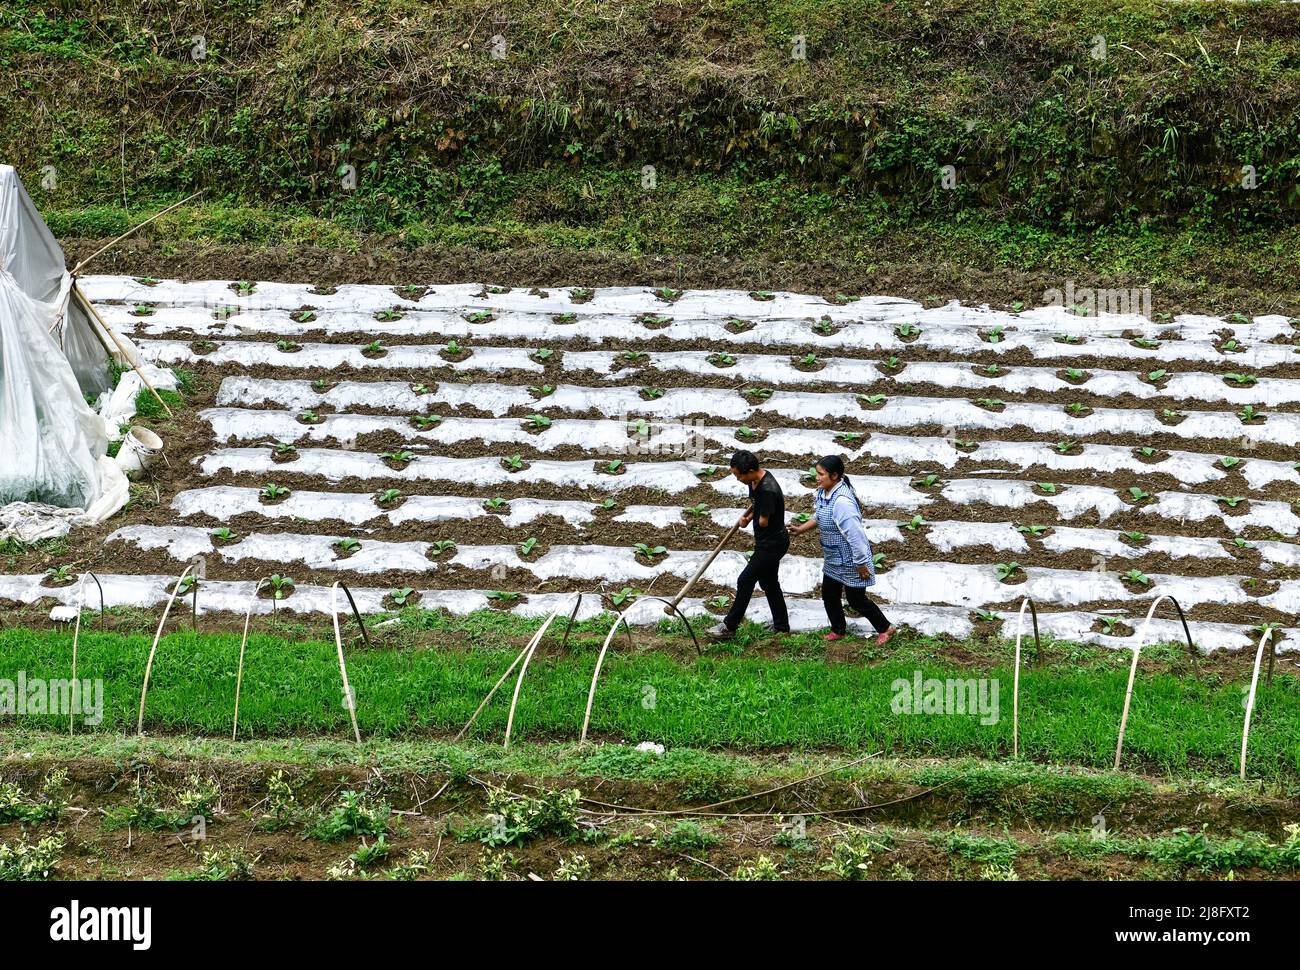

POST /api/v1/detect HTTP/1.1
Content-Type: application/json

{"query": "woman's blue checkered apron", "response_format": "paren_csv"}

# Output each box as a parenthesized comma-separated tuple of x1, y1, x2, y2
(815, 481, 875, 589)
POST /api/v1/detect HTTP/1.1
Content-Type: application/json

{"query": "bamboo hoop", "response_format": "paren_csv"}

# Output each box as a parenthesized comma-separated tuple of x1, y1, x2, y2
(1239, 626, 1274, 780)
(1113, 595, 1199, 770)
(329, 582, 363, 744)
(1010, 597, 1042, 759)
(503, 594, 583, 749)
(68, 571, 104, 735)
(136, 565, 196, 735)
(580, 610, 635, 745)
(231, 577, 270, 740)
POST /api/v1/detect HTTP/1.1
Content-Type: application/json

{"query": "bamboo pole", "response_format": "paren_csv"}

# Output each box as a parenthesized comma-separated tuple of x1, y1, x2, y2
(69, 190, 204, 277)
(662, 508, 749, 613)
(73, 282, 173, 418)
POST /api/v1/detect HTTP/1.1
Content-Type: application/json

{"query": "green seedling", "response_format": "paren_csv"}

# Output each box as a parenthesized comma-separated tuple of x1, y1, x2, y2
(640, 386, 665, 399)
(411, 415, 441, 430)
(655, 287, 683, 301)
(1009, 302, 1025, 313)
(1221, 339, 1241, 352)
(1064, 368, 1086, 381)
(529, 385, 555, 397)
(174, 575, 198, 596)
(502, 454, 524, 471)
(519, 537, 539, 556)
(1054, 440, 1077, 454)
(813, 319, 835, 335)
(411, 383, 432, 395)
(995, 562, 1023, 581)
(267, 575, 295, 599)
(872, 552, 886, 570)
(694, 465, 716, 478)
(1232, 537, 1252, 550)
(311, 378, 328, 391)
(1223, 373, 1257, 387)
(444, 339, 464, 355)
(1122, 569, 1151, 587)
(1132, 337, 1159, 349)
(913, 474, 941, 488)
(292, 310, 317, 323)
(1121, 530, 1146, 543)
(298, 409, 320, 423)
(1128, 486, 1152, 502)
(794, 512, 811, 524)
(376, 489, 402, 505)
(737, 426, 759, 439)
(975, 609, 1000, 622)
(234, 281, 256, 296)
(374, 309, 403, 322)
(1065, 402, 1088, 416)
(633, 543, 668, 558)
(899, 515, 925, 532)
(1137, 447, 1157, 458)
(684, 503, 710, 517)
(1098, 616, 1127, 636)
(879, 355, 900, 370)
(1216, 496, 1247, 508)
(212, 306, 239, 320)
(984, 326, 1004, 343)
(621, 351, 649, 364)
(381, 450, 415, 464)
(712, 353, 737, 367)
(465, 310, 494, 324)
(484, 496, 507, 510)
(981, 364, 1001, 377)
(707, 595, 730, 609)
(599, 498, 617, 511)
(212, 528, 236, 541)
(533, 347, 554, 361)
(748, 290, 774, 301)
(1035, 482, 1057, 494)
(362, 340, 385, 355)
(570, 288, 594, 302)
(1238, 405, 1262, 423)
(430, 540, 456, 555)
(274, 442, 297, 455)
(1055, 333, 1082, 344)
(45, 565, 75, 584)
(1219, 456, 1242, 469)
(858, 394, 887, 406)
(486, 591, 520, 602)
(800, 465, 818, 482)
(132, 304, 155, 316)
(524, 414, 552, 431)
(743, 387, 773, 401)
(896, 323, 920, 338)
(388, 588, 415, 607)
(836, 431, 862, 444)
(1146, 369, 1169, 383)
(333, 537, 361, 553)
(628, 418, 650, 437)
(1015, 524, 1049, 537)
(605, 459, 625, 474)
(975, 398, 1004, 409)
(260, 483, 290, 500)
(554, 313, 578, 324)
(610, 588, 640, 606)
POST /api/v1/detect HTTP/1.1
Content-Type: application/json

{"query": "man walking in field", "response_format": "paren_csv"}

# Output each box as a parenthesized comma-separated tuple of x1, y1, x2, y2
(709, 450, 791, 638)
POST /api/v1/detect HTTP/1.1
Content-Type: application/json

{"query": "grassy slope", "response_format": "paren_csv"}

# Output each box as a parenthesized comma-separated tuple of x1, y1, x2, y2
(2, 622, 1296, 777)
(3, 1, 1300, 309)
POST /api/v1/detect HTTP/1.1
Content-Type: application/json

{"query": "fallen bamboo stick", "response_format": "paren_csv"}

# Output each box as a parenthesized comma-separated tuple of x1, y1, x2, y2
(69, 190, 205, 278)
(74, 282, 173, 419)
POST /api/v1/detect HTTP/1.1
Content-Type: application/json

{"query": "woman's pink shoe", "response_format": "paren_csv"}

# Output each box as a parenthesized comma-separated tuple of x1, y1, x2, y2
(823, 631, 846, 642)
(876, 626, 897, 647)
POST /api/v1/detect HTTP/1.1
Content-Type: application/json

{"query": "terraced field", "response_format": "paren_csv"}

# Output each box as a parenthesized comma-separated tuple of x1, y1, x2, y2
(4, 276, 1298, 655)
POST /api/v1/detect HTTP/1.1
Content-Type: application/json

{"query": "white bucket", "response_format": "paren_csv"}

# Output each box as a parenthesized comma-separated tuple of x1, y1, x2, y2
(115, 427, 163, 479)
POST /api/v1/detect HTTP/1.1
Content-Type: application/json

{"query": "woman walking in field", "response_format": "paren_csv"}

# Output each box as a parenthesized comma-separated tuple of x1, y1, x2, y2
(789, 455, 897, 644)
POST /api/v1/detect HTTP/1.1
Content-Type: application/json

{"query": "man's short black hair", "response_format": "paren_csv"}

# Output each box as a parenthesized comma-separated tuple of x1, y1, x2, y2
(729, 450, 760, 474)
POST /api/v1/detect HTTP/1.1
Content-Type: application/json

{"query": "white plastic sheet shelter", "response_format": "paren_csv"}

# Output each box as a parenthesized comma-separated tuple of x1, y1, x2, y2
(0, 164, 122, 513)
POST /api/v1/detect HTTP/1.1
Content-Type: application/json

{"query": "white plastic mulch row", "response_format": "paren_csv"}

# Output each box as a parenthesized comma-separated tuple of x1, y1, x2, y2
(138, 337, 1300, 393)
(199, 402, 1300, 491)
(166, 485, 1300, 570)
(85, 273, 1298, 354)
(0, 570, 1280, 656)
(106, 524, 1300, 616)
(215, 377, 1300, 490)
(197, 445, 1300, 537)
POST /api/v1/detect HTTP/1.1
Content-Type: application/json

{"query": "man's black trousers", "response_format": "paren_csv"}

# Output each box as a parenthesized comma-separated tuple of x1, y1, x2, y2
(723, 539, 790, 632)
